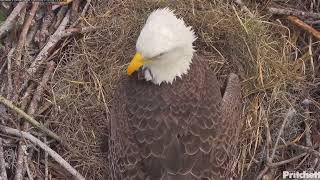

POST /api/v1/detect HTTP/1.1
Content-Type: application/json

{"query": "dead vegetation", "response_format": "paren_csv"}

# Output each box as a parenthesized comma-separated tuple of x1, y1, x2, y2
(0, 0, 320, 179)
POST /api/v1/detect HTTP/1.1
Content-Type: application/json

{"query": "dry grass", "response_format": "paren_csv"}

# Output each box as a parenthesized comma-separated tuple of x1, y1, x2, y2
(49, 0, 309, 179)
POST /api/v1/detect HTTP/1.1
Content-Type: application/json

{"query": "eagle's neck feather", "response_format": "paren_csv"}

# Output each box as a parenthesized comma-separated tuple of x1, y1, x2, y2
(143, 48, 194, 85)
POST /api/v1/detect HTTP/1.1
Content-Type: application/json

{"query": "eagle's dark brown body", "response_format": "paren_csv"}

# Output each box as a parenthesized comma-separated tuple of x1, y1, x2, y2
(109, 56, 242, 180)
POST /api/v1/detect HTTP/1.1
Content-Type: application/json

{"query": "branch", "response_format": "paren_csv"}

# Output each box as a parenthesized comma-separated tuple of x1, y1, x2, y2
(302, 99, 312, 146)
(270, 108, 296, 161)
(287, 16, 320, 40)
(15, 2, 40, 67)
(14, 141, 26, 180)
(0, 2, 27, 39)
(233, 0, 254, 18)
(28, 10, 70, 76)
(7, 47, 15, 99)
(28, 61, 55, 115)
(71, 0, 91, 27)
(269, 7, 320, 19)
(292, 144, 320, 158)
(15, 61, 55, 180)
(16, 10, 70, 95)
(62, 26, 102, 37)
(268, 152, 307, 167)
(0, 95, 61, 142)
(35, 9, 54, 48)
(256, 108, 296, 180)
(0, 126, 85, 180)
(0, 138, 7, 180)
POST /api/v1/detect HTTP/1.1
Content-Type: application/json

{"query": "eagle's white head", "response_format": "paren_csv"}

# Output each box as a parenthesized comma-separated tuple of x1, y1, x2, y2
(127, 8, 196, 85)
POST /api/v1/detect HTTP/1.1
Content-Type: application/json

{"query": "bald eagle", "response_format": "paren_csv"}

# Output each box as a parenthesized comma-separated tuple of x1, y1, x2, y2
(109, 8, 242, 180)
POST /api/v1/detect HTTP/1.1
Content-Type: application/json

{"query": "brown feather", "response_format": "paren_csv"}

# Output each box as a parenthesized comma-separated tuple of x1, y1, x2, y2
(109, 55, 242, 180)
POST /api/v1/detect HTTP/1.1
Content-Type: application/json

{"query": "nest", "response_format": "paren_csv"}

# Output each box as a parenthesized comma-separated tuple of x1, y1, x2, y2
(51, 0, 307, 179)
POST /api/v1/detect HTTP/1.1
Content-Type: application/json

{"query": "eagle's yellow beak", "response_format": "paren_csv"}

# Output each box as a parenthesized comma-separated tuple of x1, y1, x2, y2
(127, 53, 150, 75)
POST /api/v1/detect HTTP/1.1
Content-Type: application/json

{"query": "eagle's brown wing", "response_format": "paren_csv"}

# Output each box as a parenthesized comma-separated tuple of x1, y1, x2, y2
(109, 56, 241, 180)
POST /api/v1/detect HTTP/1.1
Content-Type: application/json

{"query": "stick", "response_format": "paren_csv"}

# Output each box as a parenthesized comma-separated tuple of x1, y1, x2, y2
(270, 108, 296, 161)
(256, 108, 296, 180)
(62, 26, 102, 37)
(287, 16, 320, 40)
(44, 137, 48, 180)
(35, 9, 54, 48)
(292, 144, 320, 158)
(15, 2, 40, 67)
(0, 95, 61, 142)
(24, 155, 34, 180)
(0, 126, 85, 180)
(269, 7, 320, 19)
(234, 0, 254, 18)
(16, 11, 70, 96)
(14, 142, 26, 180)
(28, 61, 55, 115)
(0, 61, 6, 77)
(268, 152, 307, 167)
(0, 2, 27, 39)
(53, 6, 69, 30)
(7, 48, 15, 99)
(60, 0, 73, 5)
(263, 111, 272, 160)
(0, 138, 7, 180)
(28, 11, 70, 78)
(20, 84, 36, 112)
(15, 61, 55, 179)
(71, 0, 80, 23)
(71, 0, 92, 28)
(302, 99, 312, 146)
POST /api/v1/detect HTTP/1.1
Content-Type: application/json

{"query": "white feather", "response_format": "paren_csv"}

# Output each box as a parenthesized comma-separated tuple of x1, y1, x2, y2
(136, 8, 197, 85)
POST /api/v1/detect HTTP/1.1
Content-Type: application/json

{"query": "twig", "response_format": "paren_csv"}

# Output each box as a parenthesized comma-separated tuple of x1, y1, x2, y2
(71, 0, 80, 24)
(270, 108, 296, 162)
(308, 36, 315, 81)
(71, 0, 92, 28)
(7, 47, 15, 99)
(0, 95, 61, 142)
(15, 61, 55, 180)
(234, 0, 254, 18)
(295, 153, 310, 170)
(60, 0, 73, 5)
(44, 137, 48, 180)
(26, 21, 39, 45)
(287, 16, 320, 40)
(0, 125, 85, 180)
(20, 83, 36, 111)
(256, 167, 269, 180)
(62, 26, 102, 37)
(0, 60, 7, 76)
(0, 138, 7, 180)
(53, 6, 69, 30)
(28, 10, 70, 79)
(16, 11, 70, 96)
(28, 61, 55, 115)
(292, 144, 320, 158)
(306, 20, 320, 25)
(24, 155, 34, 180)
(35, 9, 54, 48)
(268, 152, 307, 167)
(302, 99, 312, 146)
(15, 2, 40, 67)
(256, 108, 296, 180)
(0, 2, 27, 39)
(263, 111, 272, 160)
(14, 142, 26, 180)
(268, 7, 320, 19)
